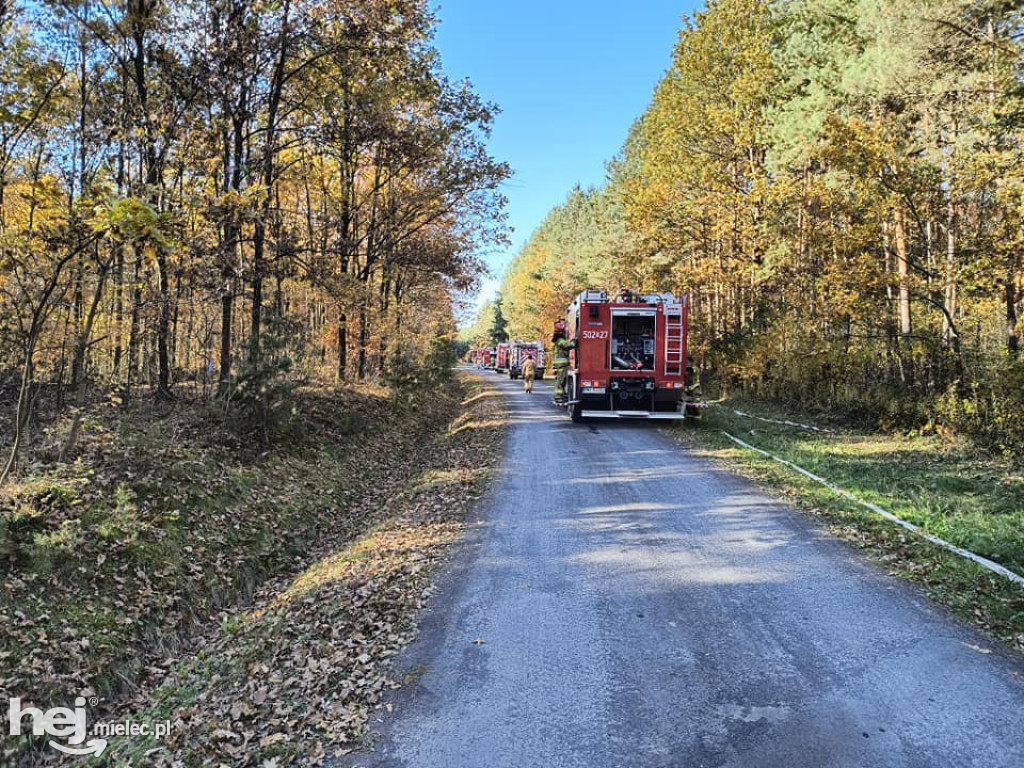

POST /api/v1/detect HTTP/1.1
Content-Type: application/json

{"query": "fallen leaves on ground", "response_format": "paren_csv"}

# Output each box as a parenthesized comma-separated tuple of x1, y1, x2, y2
(2, 374, 508, 767)
(94, 373, 506, 767)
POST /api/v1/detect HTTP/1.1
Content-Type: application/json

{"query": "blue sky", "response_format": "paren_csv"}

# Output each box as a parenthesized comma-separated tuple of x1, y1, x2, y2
(432, 1, 698, 316)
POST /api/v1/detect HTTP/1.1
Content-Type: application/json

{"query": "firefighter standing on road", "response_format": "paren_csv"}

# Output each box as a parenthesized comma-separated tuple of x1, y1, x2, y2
(521, 355, 536, 394)
(552, 321, 576, 405)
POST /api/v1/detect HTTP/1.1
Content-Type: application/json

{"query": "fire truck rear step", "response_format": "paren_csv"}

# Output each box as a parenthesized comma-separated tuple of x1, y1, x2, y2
(581, 410, 686, 420)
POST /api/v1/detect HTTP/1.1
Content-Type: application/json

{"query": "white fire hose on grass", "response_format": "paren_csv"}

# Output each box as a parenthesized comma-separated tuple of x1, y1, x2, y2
(721, 431, 1024, 588)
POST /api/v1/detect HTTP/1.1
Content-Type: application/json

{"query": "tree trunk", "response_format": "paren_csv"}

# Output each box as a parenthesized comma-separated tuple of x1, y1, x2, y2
(943, 198, 958, 348)
(1008, 270, 1019, 357)
(155, 250, 172, 398)
(112, 242, 125, 381)
(337, 312, 347, 381)
(250, 223, 265, 366)
(358, 305, 368, 381)
(894, 208, 911, 339)
(1, 351, 35, 488)
(248, 0, 292, 368)
(69, 259, 110, 399)
(125, 243, 144, 404)
(170, 268, 182, 376)
(219, 280, 233, 391)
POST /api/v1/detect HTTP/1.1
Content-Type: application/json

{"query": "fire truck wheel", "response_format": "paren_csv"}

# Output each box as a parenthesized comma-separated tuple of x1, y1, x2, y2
(570, 381, 583, 422)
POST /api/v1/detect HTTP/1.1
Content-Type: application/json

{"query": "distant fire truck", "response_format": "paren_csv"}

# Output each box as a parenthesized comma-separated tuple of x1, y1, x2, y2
(508, 341, 545, 380)
(559, 289, 689, 421)
(471, 347, 493, 369)
(495, 342, 512, 373)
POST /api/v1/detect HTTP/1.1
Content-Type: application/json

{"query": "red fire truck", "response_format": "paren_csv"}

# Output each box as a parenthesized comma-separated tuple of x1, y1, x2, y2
(559, 289, 688, 422)
(472, 347, 493, 369)
(495, 342, 512, 373)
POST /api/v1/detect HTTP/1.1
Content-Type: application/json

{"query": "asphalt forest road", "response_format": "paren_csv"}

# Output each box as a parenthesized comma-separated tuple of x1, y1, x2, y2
(342, 372, 1024, 768)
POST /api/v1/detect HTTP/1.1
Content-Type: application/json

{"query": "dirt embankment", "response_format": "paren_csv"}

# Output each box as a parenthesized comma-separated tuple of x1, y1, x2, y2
(2, 372, 508, 767)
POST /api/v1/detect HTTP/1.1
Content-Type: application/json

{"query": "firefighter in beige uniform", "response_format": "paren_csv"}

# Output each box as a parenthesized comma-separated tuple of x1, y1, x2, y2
(521, 355, 536, 394)
(552, 321, 576, 404)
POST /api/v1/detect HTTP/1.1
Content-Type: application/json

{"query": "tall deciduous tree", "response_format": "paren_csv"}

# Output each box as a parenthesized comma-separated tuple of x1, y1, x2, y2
(0, 0, 508, 481)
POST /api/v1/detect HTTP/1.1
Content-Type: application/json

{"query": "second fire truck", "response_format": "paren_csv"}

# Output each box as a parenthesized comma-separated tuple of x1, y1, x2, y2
(494, 342, 511, 373)
(508, 341, 545, 380)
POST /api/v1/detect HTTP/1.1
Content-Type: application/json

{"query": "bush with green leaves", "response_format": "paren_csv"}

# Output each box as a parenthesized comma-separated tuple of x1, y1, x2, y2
(933, 357, 1024, 458)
